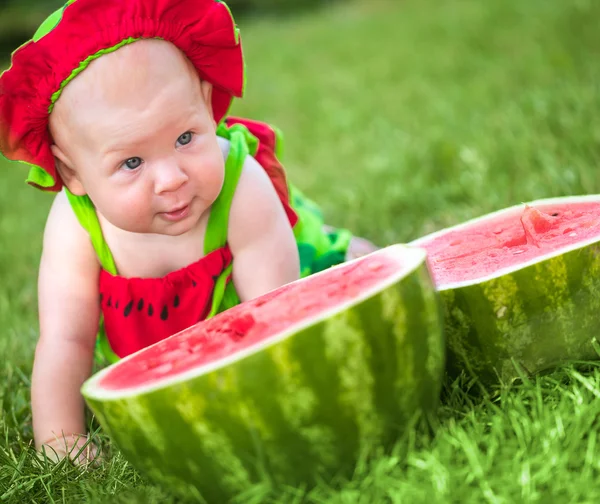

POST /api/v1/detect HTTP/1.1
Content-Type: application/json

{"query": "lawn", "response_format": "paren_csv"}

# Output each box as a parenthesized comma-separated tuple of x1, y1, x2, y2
(2, 0, 600, 502)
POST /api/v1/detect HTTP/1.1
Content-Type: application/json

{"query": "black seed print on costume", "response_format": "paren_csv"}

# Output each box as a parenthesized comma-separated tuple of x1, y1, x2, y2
(115, 301, 120, 309)
(192, 280, 197, 287)
(148, 304, 154, 317)
(124, 301, 134, 317)
(174, 295, 180, 308)
(137, 299, 144, 311)
(107, 296, 112, 307)
(161, 306, 169, 321)
(99, 293, 104, 304)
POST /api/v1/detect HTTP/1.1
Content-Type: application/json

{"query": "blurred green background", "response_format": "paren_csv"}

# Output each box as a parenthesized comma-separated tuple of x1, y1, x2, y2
(0, 0, 60, 58)
(0, 0, 336, 60)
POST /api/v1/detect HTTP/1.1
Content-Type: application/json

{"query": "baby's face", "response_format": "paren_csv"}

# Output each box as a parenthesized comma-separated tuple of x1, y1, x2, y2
(49, 40, 225, 236)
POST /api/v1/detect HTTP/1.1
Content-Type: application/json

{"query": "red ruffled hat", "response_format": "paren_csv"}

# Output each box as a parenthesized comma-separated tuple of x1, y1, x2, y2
(0, 0, 245, 192)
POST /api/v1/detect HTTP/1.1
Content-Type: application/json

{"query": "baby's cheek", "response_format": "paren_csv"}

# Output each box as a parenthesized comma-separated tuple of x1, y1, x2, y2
(106, 189, 152, 232)
(199, 156, 226, 201)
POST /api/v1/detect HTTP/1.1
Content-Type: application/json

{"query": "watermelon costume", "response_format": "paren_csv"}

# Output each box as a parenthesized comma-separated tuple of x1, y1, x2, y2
(0, 0, 354, 363)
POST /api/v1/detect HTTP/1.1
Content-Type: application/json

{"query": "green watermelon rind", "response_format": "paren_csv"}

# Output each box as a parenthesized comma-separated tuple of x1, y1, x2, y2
(410, 194, 600, 383)
(81, 245, 445, 501)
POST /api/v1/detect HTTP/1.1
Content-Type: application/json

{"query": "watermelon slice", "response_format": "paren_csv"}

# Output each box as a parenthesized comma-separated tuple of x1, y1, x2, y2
(411, 195, 600, 383)
(82, 245, 444, 501)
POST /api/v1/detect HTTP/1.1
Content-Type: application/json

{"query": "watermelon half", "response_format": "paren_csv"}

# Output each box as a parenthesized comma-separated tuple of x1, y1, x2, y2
(82, 245, 444, 502)
(411, 195, 600, 383)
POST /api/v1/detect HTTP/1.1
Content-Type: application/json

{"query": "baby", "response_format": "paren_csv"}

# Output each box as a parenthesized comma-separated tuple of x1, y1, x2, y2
(0, 0, 376, 464)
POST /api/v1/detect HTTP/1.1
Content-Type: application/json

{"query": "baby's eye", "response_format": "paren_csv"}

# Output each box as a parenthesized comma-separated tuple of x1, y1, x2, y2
(177, 132, 193, 147)
(123, 157, 142, 170)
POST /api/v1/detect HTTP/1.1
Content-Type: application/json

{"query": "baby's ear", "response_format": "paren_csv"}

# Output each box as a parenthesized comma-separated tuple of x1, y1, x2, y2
(51, 144, 86, 196)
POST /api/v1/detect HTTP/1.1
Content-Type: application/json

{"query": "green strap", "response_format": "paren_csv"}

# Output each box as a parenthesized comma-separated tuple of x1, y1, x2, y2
(204, 123, 256, 254)
(65, 190, 120, 365)
(65, 189, 117, 275)
(205, 122, 259, 315)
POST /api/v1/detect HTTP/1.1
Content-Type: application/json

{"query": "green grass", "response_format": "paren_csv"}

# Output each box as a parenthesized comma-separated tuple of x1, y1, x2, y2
(2, 0, 600, 501)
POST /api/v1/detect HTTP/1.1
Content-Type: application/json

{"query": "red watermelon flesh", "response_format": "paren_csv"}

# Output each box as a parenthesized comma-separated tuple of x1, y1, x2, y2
(413, 199, 600, 286)
(99, 246, 412, 392)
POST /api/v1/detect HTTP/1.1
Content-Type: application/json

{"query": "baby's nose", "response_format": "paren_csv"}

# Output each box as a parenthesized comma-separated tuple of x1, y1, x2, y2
(153, 160, 188, 194)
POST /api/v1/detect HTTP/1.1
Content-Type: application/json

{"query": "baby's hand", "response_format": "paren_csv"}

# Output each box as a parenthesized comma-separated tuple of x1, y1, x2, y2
(38, 434, 102, 467)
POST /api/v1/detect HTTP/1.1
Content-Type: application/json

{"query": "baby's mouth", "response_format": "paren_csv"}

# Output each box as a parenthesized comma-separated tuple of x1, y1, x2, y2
(160, 203, 191, 222)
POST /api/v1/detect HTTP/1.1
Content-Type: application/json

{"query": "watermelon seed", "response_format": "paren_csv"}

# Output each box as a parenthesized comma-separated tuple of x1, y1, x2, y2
(178, 342, 195, 354)
(145, 358, 159, 370)
(115, 301, 120, 309)
(552, 212, 559, 216)
(137, 299, 144, 311)
(161, 306, 169, 321)
(148, 304, 154, 317)
(569, 232, 577, 237)
(192, 280, 197, 287)
(512, 249, 525, 255)
(99, 293, 103, 304)
(107, 296, 112, 307)
(124, 301, 134, 317)
(174, 295, 180, 308)
(228, 313, 256, 340)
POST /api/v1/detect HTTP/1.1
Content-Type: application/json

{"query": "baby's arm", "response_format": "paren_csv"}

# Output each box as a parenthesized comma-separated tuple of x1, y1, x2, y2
(228, 155, 300, 302)
(32, 191, 101, 462)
